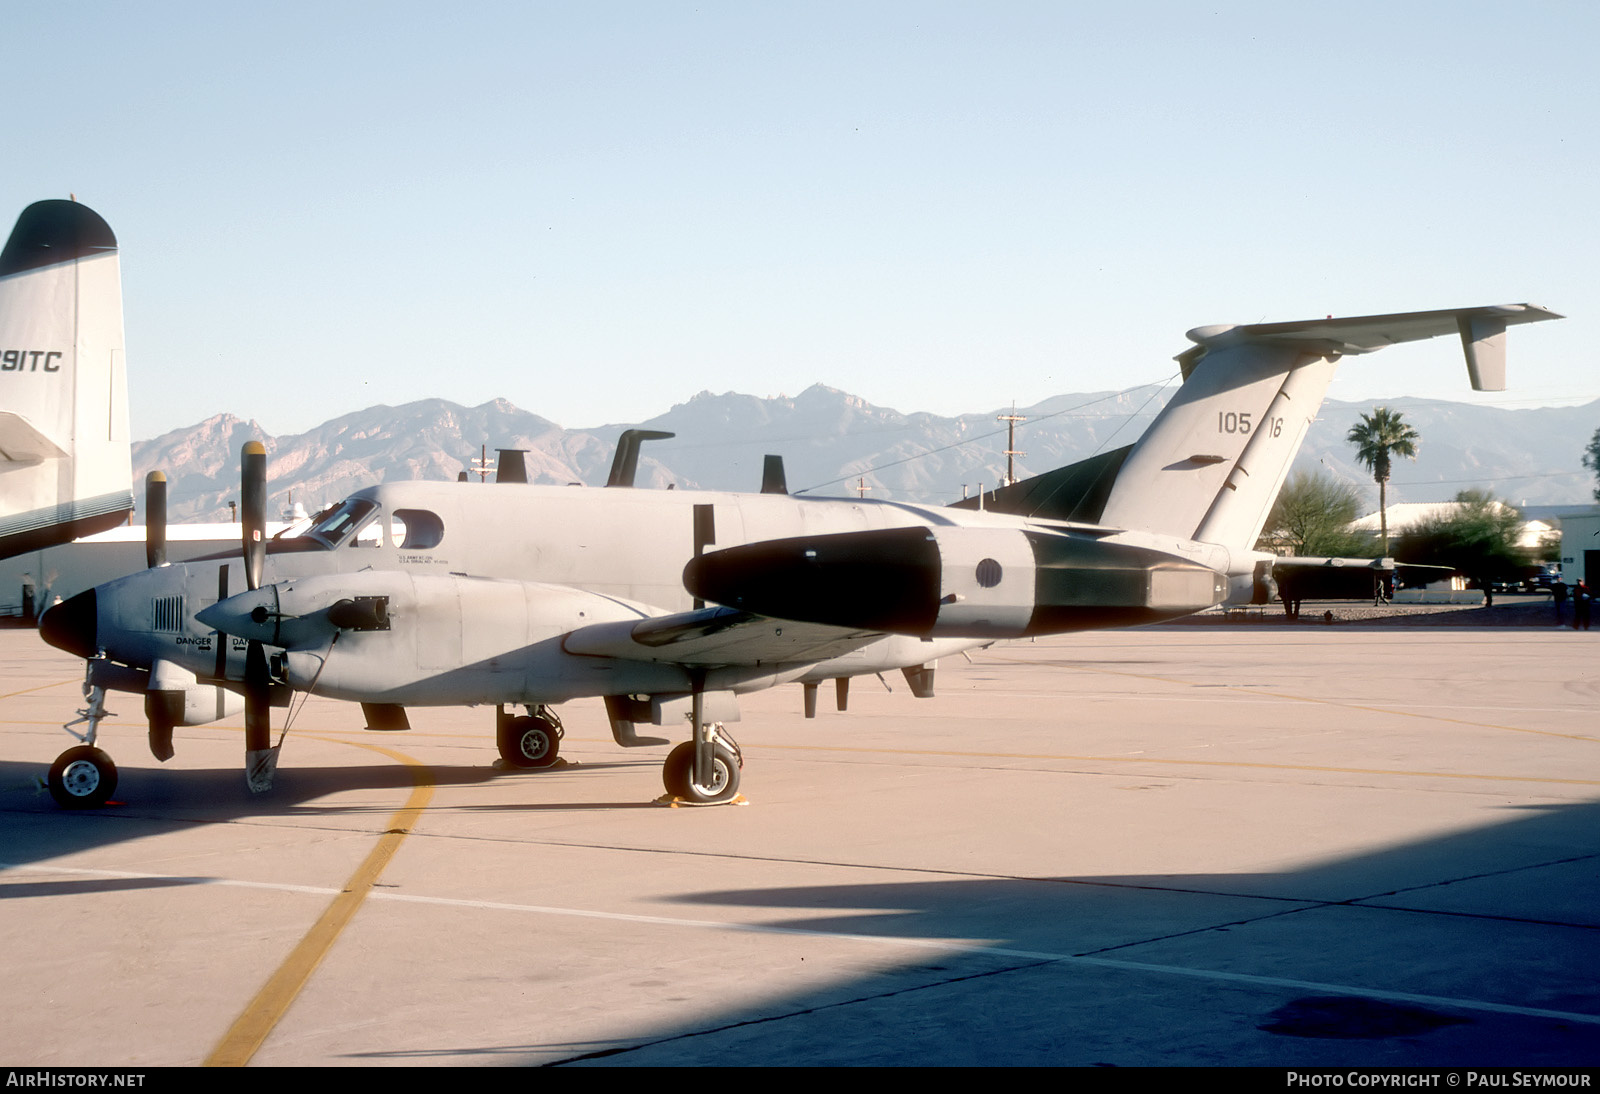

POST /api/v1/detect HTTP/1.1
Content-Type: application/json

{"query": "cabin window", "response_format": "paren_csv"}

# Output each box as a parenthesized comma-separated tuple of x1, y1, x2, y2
(392, 509, 444, 549)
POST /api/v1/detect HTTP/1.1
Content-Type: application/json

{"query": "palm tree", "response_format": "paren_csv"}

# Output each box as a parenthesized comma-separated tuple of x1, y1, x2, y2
(1347, 407, 1420, 555)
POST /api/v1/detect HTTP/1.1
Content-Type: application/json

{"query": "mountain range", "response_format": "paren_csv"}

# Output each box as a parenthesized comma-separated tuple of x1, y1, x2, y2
(131, 385, 1600, 523)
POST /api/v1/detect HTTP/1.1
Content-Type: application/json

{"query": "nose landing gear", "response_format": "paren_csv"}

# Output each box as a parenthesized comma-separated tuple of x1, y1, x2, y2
(48, 679, 118, 808)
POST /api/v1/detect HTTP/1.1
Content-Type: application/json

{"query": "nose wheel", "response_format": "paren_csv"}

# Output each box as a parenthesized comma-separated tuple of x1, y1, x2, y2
(48, 677, 118, 808)
(48, 746, 118, 809)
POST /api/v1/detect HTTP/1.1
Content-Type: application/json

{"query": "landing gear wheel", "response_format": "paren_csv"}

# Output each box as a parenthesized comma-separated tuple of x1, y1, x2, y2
(48, 746, 118, 809)
(498, 716, 561, 769)
(662, 741, 741, 804)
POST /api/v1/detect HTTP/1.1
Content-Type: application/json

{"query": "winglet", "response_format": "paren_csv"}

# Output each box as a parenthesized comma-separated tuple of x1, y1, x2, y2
(1459, 313, 1511, 392)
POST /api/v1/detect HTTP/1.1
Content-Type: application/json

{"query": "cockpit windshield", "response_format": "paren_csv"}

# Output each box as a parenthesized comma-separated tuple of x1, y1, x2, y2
(303, 498, 379, 548)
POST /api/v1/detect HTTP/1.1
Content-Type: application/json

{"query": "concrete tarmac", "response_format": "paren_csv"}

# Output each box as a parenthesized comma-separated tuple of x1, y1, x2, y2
(1, 623, 1596, 1067)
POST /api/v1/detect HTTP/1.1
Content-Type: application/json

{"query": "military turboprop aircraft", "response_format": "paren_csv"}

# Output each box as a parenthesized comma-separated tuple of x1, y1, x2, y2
(37, 303, 1560, 808)
(0, 199, 134, 559)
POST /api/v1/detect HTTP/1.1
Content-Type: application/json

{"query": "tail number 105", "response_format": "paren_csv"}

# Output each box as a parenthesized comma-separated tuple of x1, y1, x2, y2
(1218, 413, 1284, 437)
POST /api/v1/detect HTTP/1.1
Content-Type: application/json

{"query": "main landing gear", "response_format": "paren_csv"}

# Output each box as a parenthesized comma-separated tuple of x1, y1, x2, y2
(48, 680, 118, 809)
(662, 725, 742, 804)
(496, 705, 564, 769)
(656, 675, 744, 805)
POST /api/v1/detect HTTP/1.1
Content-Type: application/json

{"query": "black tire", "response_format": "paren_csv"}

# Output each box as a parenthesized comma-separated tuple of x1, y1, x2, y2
(662, 741, 740, 804)
(48, 746, 118, 809)
(497, 716, 560, 769)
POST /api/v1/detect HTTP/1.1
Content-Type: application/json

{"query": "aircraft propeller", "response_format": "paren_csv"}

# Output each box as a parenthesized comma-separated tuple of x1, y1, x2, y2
(142, 470, 178, 760)
(144, 471, 166, 570)
(239, 441, 277, 792)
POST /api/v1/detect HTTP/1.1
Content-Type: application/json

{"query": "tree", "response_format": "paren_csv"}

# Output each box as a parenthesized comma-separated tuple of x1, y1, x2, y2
(1394, 489, 1526, 600)
(1257, 472, 1372, 557)
(1583, 427, 1600, 503)
(1347, 407, 1420, 555)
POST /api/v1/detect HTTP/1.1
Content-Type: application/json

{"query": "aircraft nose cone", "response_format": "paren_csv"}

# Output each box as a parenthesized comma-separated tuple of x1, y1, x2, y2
(39, 588, 97, 659)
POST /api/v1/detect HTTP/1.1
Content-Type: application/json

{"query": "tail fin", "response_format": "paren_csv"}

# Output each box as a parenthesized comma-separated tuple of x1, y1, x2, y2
(1097, 304, 1561, 551)
(0, 200, 133, 558)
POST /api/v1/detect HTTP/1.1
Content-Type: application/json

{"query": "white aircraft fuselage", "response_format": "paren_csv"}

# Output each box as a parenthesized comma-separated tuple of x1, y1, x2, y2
(47, 480, 1229, 711)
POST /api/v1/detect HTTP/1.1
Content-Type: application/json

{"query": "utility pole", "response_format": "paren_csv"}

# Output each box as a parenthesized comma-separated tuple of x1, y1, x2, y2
(471, 443, 493, 482)
(856, 477, 869, 499)
(998, 406, 1026, 487)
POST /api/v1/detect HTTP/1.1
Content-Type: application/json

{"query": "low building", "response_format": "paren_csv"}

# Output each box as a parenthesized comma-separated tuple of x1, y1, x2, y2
(1, 521, 301, 618)
(1554, 508, 1600, 586)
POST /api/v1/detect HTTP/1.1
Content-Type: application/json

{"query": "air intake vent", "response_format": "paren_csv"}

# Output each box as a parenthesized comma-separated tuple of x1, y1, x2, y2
(152, 595, 185, 633)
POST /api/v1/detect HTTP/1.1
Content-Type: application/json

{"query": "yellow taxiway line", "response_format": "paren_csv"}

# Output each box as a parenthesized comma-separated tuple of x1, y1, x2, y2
(204, 736, 434, 1067)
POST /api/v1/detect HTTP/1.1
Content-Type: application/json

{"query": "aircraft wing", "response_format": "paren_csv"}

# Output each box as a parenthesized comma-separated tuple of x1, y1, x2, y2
(562, 606, 883, 667)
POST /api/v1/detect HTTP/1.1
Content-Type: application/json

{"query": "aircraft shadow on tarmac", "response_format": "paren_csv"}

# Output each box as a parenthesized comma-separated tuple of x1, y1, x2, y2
(0, 753, 667, 875)
(372, 799, 1600, 1067)
(5, 754, 1597, 1066)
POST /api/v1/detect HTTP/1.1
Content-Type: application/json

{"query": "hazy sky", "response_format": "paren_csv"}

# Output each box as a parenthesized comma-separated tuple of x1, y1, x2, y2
(4, 1, 1595, 440)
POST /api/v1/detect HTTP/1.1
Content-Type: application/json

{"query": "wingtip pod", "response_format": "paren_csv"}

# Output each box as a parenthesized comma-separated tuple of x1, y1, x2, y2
(1185, 324, 1240, 345)
(0, 199, 118, 278)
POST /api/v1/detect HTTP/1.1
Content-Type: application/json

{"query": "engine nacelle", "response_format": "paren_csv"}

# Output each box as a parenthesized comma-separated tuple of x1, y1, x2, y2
(197, 571, 690, 705)
(683, 525, 1226, 639)
(146, 658, 245, 726)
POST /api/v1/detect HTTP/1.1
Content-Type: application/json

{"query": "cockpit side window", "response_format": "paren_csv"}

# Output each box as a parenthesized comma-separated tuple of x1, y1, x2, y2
(392, 509, 444, 549)
(305, 499, 379, 549)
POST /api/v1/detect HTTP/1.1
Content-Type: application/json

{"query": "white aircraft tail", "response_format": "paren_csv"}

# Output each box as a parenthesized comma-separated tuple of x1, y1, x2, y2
(960, 305, 1561, 554)
(0, 200, 133, 558)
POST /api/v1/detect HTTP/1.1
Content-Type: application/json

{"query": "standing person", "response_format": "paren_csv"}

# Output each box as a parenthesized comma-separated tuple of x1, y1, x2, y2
(1575, 580, 1592, 631)
(1553, 578, 1569, 625)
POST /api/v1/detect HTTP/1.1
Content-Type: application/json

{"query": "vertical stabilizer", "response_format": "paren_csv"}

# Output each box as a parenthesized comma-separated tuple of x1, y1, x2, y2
(1096, 304, 1560, 553)
(0, 200, 133, 557)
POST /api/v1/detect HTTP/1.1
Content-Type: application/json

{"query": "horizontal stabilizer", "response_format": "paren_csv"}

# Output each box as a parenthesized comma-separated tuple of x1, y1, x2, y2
(1180, 303, 1561, 391)
(0, 411, 67, 462)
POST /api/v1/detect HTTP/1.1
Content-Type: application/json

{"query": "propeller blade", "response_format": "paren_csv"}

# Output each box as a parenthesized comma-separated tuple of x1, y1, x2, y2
(241, 441, 267, 591)
(144, 471, 167, 569)
(243, 638, 277, 793)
